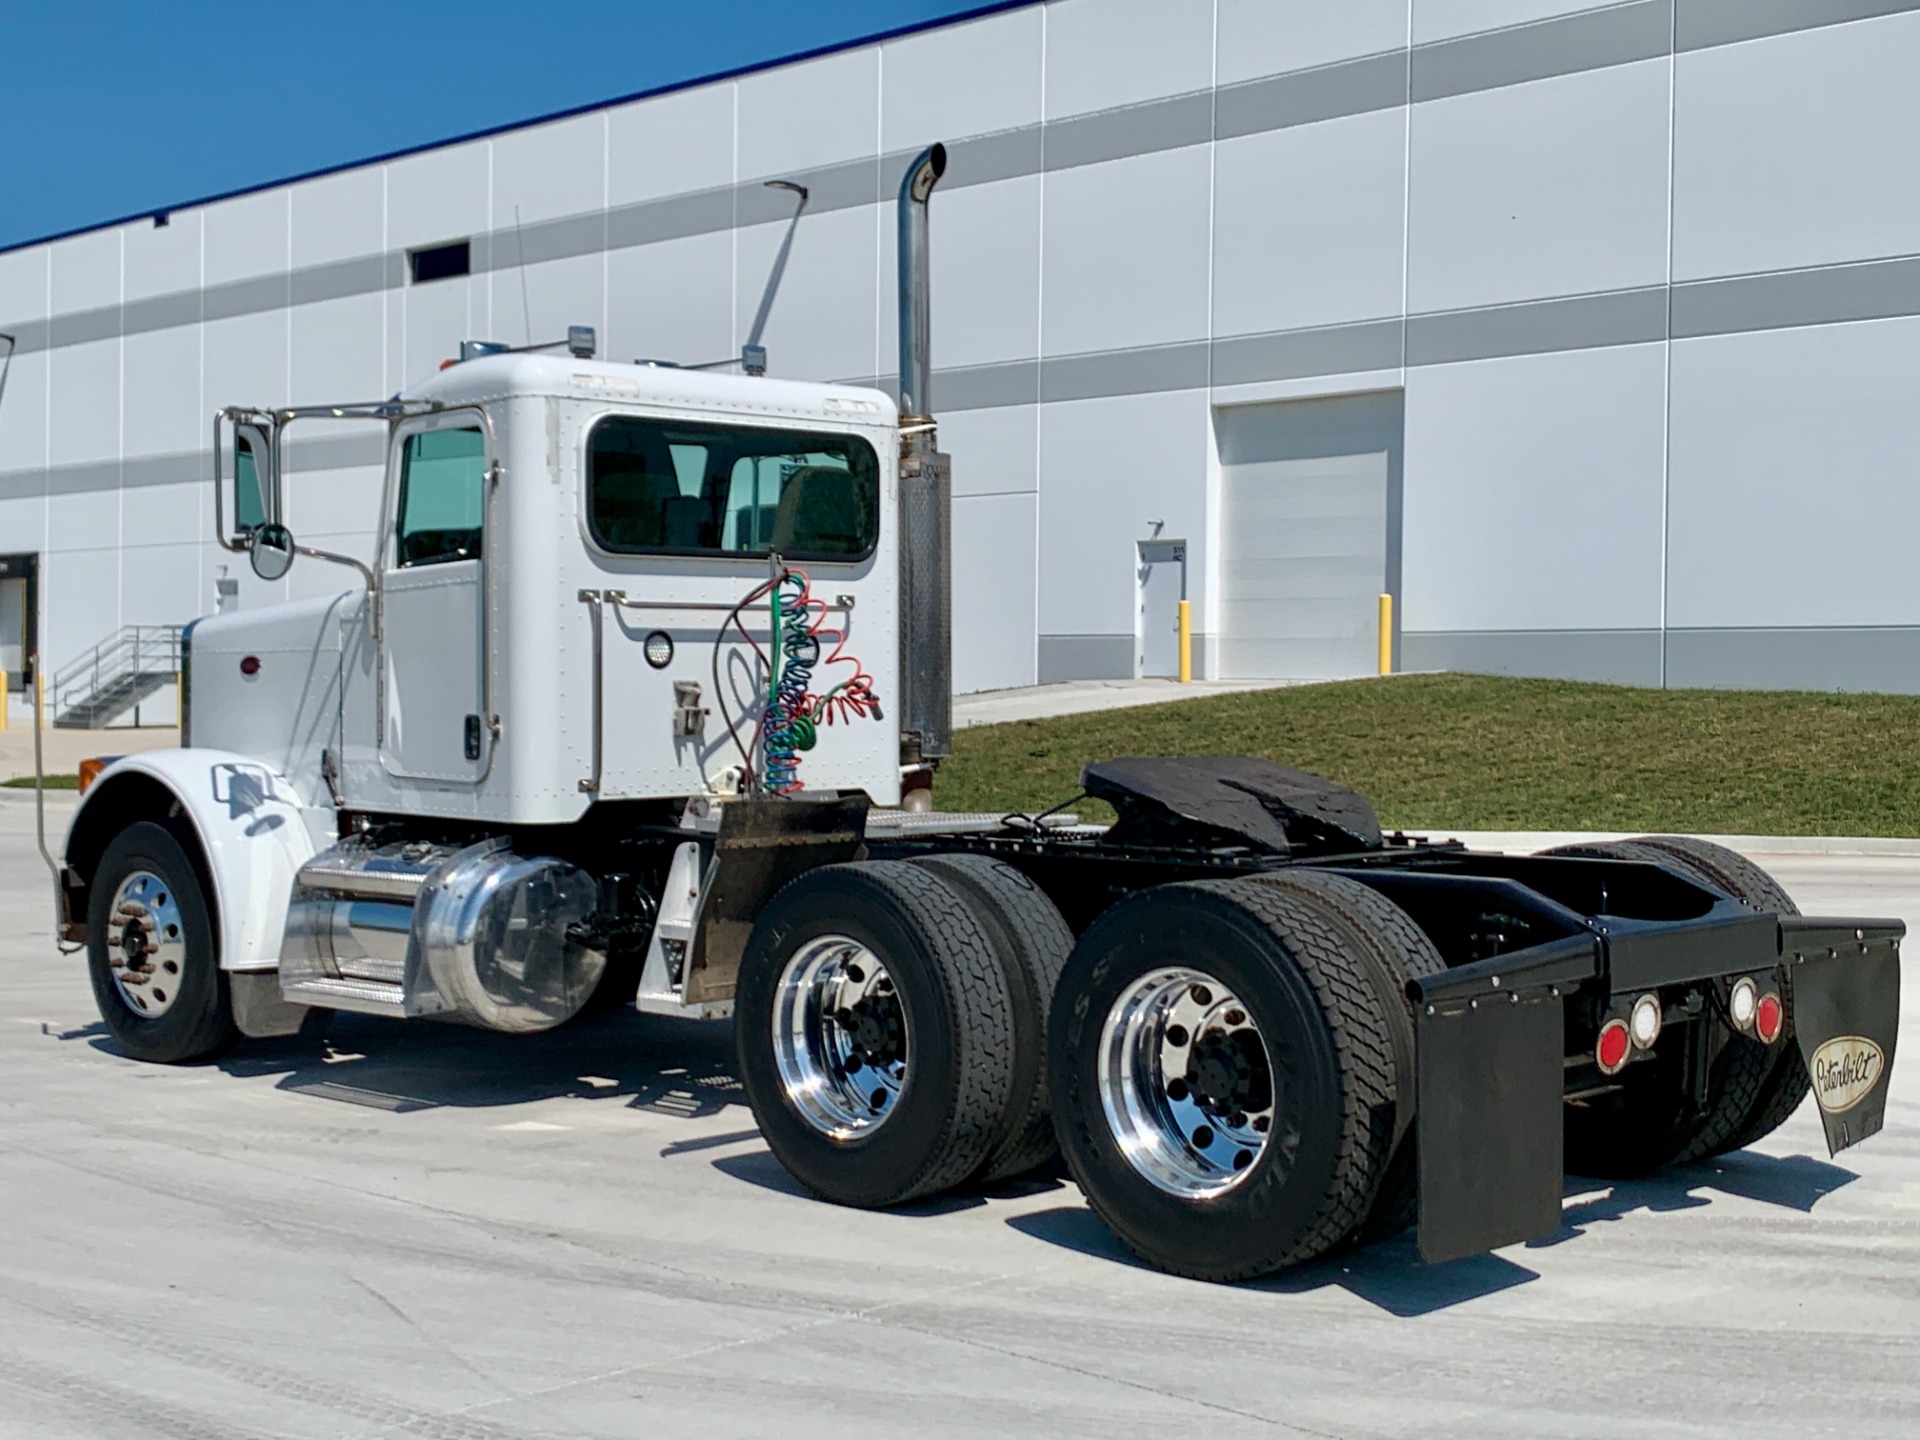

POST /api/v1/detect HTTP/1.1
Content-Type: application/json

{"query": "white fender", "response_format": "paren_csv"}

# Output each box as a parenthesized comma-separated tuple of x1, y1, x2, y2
(68, 748, 326, 972)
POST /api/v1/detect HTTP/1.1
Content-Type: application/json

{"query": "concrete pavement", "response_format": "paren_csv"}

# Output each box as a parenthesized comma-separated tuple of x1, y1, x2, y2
(3, 803, 1918, 1437)
(0, 724, 178, 784)
(953, 677, 1319, 728)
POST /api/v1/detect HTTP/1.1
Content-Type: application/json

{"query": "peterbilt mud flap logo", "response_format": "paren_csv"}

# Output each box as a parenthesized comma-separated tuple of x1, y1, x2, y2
(1811, 1036, 1885, 1115)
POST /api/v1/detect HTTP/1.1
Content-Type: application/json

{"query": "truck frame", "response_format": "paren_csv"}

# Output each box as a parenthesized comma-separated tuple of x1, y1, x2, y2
(39, 145, 1904, 1281)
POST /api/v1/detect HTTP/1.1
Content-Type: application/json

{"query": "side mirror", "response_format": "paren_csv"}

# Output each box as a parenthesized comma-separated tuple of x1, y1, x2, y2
(233, 422, 276, 535)
(248, 522, 296, 582)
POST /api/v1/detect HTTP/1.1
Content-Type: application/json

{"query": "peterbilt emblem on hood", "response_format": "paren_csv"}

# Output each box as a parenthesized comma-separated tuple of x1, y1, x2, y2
(1811, 1036, 1885, 1115)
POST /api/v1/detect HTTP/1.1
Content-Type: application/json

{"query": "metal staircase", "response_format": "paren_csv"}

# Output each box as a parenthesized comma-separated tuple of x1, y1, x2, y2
(53, 625, 184, 729)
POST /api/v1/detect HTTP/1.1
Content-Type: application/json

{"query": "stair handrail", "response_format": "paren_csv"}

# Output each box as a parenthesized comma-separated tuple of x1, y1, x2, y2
(51, 624, 184, 723)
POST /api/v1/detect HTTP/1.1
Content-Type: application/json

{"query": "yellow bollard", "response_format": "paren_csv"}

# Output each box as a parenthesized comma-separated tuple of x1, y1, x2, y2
(1378, 593, 1393, 676)
(1177, 599, 1192, 683)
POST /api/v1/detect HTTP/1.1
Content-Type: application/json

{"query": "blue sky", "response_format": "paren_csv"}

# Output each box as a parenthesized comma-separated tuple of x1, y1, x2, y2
(0, 0, 1003, 251)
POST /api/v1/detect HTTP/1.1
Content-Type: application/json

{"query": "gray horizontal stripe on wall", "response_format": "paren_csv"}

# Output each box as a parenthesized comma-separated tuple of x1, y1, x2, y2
(1665, 625, 1920, 693)
(1671, 254, 1920, 338)
(1407, 286, 1668, 365)
(1413, 0, 1672, 104)
(1401, 629, 1664, 688)
(17, 0, 1913, 356)
(1040, 342, 1210, 404)
(1676, 0, 1920, 51)
(939, 359, 1040, 412)
(1038, 635, 1134, 683)
(1, 429, 389, 502)
(1212, 319, 1403, 385)
(1043, 91, 1212, 172)
(1216, 52, 1409, 141)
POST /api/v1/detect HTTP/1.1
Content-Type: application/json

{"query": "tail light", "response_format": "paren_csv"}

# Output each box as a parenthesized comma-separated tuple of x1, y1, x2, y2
(1629, 993, 1663, 1049)
(1755, 991, 1784, 1045)
(1729, 977, 1758, 1030)
(1596, 1017, 1632, 1075)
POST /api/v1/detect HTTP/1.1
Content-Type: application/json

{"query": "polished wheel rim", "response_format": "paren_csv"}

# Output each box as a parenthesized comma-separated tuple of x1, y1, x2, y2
(1098, 967, 1276, 1199)
(104, 870, 188, 1021)
(772, 935, 908, 1139)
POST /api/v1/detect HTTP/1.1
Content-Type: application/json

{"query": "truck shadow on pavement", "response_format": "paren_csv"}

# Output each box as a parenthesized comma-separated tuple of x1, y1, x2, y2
(202, 1008, 750, 1121)
(1007, 1149, 1857, 1315)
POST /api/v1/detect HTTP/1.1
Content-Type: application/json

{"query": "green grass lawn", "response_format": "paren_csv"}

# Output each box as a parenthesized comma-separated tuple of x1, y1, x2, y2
(936, 674, 1920, 836)
(1, 774, 78, 789)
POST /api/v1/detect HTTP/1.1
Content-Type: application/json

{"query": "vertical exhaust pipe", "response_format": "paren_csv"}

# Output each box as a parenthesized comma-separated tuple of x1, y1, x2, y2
(896, 145, 951, 794)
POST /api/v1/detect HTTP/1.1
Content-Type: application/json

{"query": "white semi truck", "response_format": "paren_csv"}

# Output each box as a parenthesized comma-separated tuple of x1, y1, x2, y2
(43, 146, 1905, 1281)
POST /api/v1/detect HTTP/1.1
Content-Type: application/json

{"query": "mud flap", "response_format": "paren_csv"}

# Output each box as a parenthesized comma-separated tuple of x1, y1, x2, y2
(1410, 936, 1598, 1264)
(1780, 922, 1904, 1156)
(683, 796, 869, 1004)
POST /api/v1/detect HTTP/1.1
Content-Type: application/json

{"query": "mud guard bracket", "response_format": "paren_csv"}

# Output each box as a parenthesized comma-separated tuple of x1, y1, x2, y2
(1779, 919, 1904, 1157)
(1410, 935, 1598, 1264)
(683, 795, 869, 1004)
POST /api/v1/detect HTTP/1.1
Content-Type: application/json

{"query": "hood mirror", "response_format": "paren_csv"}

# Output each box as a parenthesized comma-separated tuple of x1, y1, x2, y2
(248, 522, 297, 581)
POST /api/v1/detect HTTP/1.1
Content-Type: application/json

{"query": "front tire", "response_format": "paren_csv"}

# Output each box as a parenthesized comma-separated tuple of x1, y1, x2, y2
(86, 821, 235, 1064)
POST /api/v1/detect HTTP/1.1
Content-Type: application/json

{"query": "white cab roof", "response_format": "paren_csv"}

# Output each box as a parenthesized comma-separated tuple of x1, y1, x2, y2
(403, 353, 898, 429)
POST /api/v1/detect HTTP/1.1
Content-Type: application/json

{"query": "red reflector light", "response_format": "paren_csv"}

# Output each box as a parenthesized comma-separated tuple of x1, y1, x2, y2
(1755, 992, 1784, 1045)
(1596, 1018, 1632, 1075)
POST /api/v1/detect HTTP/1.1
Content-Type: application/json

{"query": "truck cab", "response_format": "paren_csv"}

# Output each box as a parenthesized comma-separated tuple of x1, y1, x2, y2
(190, 355, 907, 828)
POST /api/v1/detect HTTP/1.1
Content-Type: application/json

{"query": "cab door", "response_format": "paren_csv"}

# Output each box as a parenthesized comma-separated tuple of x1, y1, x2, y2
(379, 414, 492, 782)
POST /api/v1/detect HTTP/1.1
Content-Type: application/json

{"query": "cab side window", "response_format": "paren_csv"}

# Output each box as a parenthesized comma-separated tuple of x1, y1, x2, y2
(396, 428, 487, 567)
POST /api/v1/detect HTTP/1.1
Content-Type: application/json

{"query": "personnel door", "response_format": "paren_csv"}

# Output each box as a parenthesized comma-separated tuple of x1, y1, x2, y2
(380, 416, 491, 781)
(1137, 540, 1185, 678)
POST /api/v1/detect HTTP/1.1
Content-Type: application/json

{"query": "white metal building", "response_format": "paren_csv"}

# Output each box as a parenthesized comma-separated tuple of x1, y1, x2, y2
(5, 0, 1920, 728)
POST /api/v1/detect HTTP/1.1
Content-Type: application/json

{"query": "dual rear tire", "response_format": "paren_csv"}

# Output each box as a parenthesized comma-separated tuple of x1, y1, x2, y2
(738, 858, 1438, 1282)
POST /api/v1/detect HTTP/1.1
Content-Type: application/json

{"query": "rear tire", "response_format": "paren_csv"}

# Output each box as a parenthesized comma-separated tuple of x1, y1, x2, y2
(86, 821, 235, 1064)
(910, 853, 1073, 1184)
(736, 861, 1015, 1208)
(1248, 870, 1445, 1248)
(1626, 836, 1808, 1158)
(1049, 878, 1397, 1282)
(1542, 836, 1797, 1175)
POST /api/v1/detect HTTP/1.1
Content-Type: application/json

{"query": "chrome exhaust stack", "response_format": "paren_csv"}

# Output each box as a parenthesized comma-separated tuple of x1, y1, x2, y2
(895, 144, 952, 796)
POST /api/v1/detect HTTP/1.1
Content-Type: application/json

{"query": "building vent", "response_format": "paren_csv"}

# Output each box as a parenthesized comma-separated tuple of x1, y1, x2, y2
(409, 240, 471, 285)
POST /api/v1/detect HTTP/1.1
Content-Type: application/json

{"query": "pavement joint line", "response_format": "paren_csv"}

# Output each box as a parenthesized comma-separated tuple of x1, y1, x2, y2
(879, 1306, 1339, 1437)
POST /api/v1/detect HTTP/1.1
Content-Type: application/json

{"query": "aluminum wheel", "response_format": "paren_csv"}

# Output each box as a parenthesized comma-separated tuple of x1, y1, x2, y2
(103, 870, 188, 1021)
(772, 935, 909, 1140)
(1098, 967, 1276, 1199)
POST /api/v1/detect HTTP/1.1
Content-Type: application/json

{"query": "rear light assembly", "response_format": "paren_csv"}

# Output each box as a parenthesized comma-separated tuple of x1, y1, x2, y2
(1755, 990, 1785, 1045)
(1629, 993, 1663, 1050)
(1595, 1017, 1632, 1075)
(1729, 976, 1758, 1030)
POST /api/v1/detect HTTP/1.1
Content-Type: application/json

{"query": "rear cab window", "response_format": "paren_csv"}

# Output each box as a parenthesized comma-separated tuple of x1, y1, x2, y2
(587, 415, 879, 561)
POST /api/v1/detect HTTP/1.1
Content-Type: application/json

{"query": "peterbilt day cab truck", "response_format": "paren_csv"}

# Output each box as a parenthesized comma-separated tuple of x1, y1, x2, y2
(44, 146, 1905, 1281)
